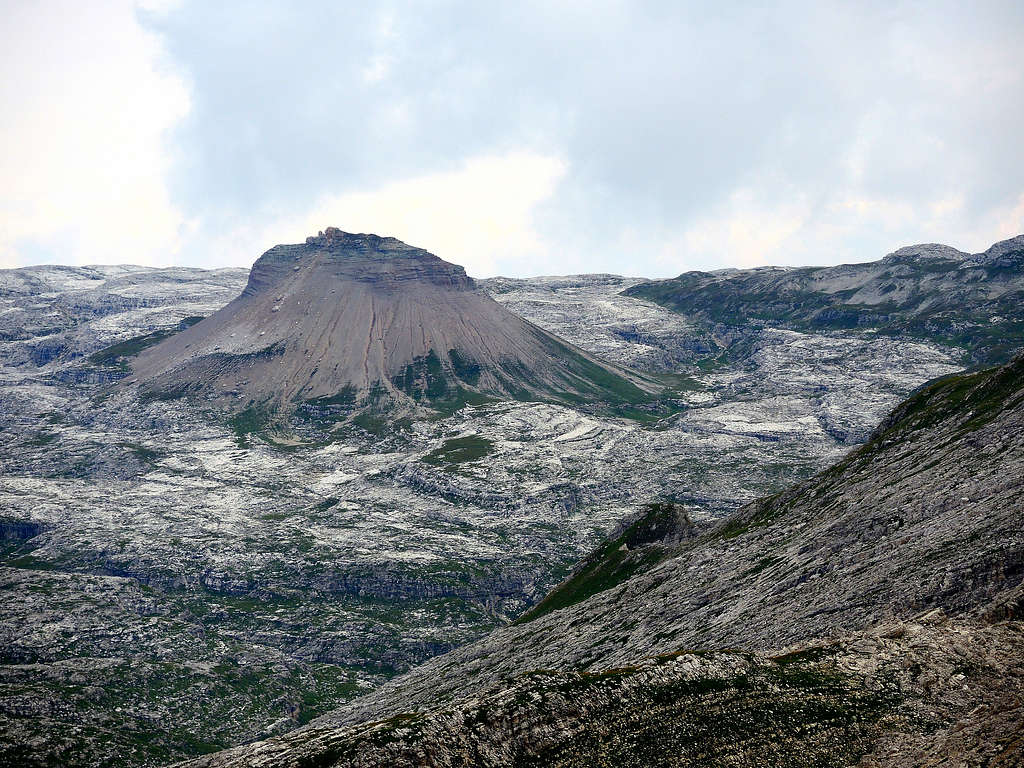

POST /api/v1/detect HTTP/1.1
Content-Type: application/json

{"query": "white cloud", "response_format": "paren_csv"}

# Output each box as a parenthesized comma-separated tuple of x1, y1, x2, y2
(198, 151, 567, 277)
(361, 55, 392, 84)
(993, 193, 1024, 242)
(646, 185, 1024, 274)
(700, 201, 807, 269)
(0, 0, 189, 268)
(648, 190, 812, 271)
(3, 1, 1022, 276)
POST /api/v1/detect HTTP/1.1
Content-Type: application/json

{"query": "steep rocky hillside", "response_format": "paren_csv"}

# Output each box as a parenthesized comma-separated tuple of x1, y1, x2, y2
(625, 235, 1024, 365)
(181, 354, 1024, 766)
(180, 619, 1024, 768)
(131, 229, 663, 420)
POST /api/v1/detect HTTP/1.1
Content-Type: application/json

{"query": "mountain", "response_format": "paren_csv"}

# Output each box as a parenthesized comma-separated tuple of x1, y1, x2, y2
(181, 352, 1024, 766)
(625, 235, 1024, 365)
(130, 229, 663, 423)
(2, 255, 965, 768)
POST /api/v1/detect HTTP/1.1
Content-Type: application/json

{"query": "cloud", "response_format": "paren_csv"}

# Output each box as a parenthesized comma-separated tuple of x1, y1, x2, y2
(199, 151, 566, 277)
(0, 0, 190, 268)
(3, 0, 1023, 275)
(303, 152, 566, 277)
(670, 191, 813, 270)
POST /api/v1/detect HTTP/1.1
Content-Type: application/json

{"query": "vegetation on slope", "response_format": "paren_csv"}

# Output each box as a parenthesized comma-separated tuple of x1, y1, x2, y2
(712, 353, 1024, 540)
(421, 436, 495, 467)
(518, 353, 1024, 618)
(87, 317, 204, 369)
(516, 503, 693, 624)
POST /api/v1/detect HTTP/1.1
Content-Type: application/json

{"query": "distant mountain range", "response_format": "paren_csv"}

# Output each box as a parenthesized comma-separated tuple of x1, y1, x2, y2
(2, 232, 1022, 768)
(626, 235, 1024, 365)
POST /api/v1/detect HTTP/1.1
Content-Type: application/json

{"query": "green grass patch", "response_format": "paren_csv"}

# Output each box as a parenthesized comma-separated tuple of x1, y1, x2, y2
(351, 411, 412, 436)
(421, 435, 494, 466)
(517, 503, 690, 624)
(303, 385, 358, 407)
(427, 387, 497, 418)
(118, 442, 161, 464)
(392, 350, 450, 401)
(88, 316, 204, 368)
(228, 405, 271, 446)
(448, 348, 482, 386)
(138, 383, 191, 404)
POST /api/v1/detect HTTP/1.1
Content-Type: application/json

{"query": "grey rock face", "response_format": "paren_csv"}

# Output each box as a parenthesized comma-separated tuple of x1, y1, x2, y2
(0, 264, 246, 370)
(178, 354, 1024, 768)
(177, 618, 1024, 768)
(977, 233, 1024, 263)
(626, 234, 1024, 365)
(882, 242, 968, 262)
(268, 229, 475, 292)
(361, 355, 1023, 710)
(481, 274, 707, 371)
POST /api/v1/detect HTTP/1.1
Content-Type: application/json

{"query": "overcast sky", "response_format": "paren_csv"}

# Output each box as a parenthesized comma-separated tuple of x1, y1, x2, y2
(2, 0, 1023, 278)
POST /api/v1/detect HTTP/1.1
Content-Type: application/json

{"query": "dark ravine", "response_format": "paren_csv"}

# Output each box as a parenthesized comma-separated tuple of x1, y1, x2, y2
(625, 234, 1024, 365)
(131, 229, 668, 422)
(179, 353, 1024, 767)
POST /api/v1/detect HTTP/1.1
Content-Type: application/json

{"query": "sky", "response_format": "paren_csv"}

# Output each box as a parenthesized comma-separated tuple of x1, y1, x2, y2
(2, 0, 1023, 278)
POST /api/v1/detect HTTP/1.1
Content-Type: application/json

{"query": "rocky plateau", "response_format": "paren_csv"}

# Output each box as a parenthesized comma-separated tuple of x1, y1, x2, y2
(1, 233, 1019, 767)
(179, 329, 1024, 768)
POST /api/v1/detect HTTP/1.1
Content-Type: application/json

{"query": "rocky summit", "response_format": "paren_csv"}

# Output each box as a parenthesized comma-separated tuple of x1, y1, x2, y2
(131, 228, 661, 420)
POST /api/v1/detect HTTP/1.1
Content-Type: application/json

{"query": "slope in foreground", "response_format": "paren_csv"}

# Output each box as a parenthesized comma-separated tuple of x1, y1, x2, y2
(181, 353, 1024, 766)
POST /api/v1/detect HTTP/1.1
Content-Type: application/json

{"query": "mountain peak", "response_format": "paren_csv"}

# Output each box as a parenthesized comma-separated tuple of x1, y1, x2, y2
(882, 242, 968, 263)
(243, 230, 474, 299)
(131, 233, 659, 420)
(979, 234, 1024, 263)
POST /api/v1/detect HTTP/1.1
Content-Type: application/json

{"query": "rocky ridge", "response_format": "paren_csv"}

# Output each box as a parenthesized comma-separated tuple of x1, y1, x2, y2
(626, 234, 1024, 365)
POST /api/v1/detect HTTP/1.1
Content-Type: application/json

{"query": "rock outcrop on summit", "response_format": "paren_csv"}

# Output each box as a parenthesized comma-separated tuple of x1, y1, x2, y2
(131, 229, 660, 417)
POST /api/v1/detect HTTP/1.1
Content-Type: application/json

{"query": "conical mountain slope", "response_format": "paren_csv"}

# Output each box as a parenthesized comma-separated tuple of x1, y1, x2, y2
(131, 229, 659, 415)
